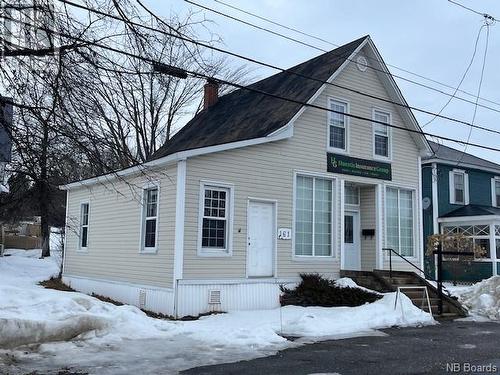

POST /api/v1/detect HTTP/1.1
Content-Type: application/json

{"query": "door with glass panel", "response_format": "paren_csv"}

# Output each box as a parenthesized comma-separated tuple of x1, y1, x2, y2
(343, 212, 360, 270)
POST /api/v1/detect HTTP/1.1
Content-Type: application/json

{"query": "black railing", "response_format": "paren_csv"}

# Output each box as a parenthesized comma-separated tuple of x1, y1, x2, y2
(383, 247, 444, 314)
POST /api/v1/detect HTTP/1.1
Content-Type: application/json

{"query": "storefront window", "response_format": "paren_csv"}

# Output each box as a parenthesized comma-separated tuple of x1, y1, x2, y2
(295, 175, 333, 257)
(386, 187, 414, 257)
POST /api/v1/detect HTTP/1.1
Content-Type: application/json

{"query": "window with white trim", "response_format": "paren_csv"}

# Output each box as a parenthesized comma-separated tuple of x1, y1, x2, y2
(386, 187, 414, 257)
(443, 225, 491, 259)
(142, 187, 158, 251)
(493, 178, 500, 207)
(373, 110, 390, 158)
(345, 184, 359, 205)
(328, 99, 348, 151)
(200, 185, 230, 253)
(295, 175, 334, 257)
(450, 170, 468, 205)
(79, 203, 89, 250)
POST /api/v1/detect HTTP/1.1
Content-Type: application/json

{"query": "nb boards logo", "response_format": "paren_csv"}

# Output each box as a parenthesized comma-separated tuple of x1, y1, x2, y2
(1, 0, 61, 63)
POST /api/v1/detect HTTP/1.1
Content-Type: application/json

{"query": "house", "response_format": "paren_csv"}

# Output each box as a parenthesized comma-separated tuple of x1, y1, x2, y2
(422, 141, 500, 282)
(60, 36, 432, 317)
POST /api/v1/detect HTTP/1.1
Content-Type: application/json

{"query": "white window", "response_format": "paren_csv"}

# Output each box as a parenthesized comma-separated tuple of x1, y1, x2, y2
(295, 175, 334, 257)
(199, 184, 232, 255)
(386, 187, 414, 257)
(79, 203, 89, 250)
(492, 178, 500, 207)
(141, 186, 159, 252)
(449, 170, 468, 205)
(328, 99, 348, 152)
(373, 109, 391, 159)
(443, 225, 491, 260)
(345, 183, 359, 205)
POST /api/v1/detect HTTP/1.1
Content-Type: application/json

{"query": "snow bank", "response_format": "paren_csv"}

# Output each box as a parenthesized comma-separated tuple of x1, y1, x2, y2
(458, 276, 500, 321)
(0, 250, 434, 351)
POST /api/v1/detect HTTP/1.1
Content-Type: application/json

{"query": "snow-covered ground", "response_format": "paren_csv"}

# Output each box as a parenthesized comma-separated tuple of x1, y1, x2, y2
(0, 249, 435, 374)
(445, 277, 500, 322)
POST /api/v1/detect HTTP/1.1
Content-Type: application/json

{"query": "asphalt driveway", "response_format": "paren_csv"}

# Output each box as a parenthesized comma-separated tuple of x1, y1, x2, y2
(184, 320, 500, 375)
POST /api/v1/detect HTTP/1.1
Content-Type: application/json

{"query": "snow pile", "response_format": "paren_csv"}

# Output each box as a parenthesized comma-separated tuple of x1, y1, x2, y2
(459, 276, 500, 320)
(0, 249, 434, 352)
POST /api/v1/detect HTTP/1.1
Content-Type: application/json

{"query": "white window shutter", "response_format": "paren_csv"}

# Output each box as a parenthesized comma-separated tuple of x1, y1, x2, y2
(492, 178, 497, 207)
(449, 171, 455, 204)
(464, 173, 470, 205)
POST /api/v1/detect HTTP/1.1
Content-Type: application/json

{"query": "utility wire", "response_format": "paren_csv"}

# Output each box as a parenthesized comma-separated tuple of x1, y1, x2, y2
(423, 23, 485, 129)
(46, 0, 500, 137)
(3, 14, 500, 155)
(448, 0, 497, 22)
(185, 0, 500, 114)
(213, 0, 500, 109)
(456, 21, 492, 166)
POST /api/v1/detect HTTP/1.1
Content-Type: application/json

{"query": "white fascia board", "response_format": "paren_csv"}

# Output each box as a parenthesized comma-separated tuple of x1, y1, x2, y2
(422, 158, 500, 175)
(60, 125, 293, 191)
(437, 215, 500, 223)
(364, 38, 432, 156)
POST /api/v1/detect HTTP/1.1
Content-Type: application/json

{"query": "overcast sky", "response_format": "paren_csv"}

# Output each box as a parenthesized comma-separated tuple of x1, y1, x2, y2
(147, 0, 500, 163)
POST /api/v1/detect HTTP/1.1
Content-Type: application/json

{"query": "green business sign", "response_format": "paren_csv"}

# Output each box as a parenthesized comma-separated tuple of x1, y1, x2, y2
(327, 153, 392, 180)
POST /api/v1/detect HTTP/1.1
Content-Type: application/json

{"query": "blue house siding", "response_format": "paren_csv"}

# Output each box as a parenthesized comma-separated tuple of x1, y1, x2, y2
(437, 164, 496, 216)
(422, 162, 500, 282)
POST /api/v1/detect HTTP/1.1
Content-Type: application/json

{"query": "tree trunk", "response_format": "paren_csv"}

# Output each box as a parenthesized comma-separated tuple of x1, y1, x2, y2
(40, 125, 50, 258)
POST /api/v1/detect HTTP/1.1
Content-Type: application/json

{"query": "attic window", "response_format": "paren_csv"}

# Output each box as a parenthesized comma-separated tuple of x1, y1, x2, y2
(356, 56, 368, 72)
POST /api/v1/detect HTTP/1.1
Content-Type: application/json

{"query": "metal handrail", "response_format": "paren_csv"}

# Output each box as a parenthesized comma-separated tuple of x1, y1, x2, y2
(382, 248, 434, 281)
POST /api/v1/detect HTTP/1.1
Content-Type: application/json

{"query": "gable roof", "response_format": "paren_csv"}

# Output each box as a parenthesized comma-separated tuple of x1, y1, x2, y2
(424, 141, 500, 173)
(439, 204, 500, 218)
(150, 36, 368, 161)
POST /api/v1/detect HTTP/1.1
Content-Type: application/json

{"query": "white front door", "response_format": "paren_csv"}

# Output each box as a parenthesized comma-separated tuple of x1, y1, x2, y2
(343, 212, 361, 270)
(247, 200, 275, 277)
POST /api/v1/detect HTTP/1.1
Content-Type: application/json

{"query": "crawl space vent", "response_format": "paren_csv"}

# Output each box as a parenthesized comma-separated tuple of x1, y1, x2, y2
(208, 290, 221, 304)
(139, 289, 147, 309)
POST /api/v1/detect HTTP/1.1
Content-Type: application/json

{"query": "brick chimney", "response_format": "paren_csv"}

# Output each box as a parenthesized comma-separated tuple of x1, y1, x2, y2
(203, 79, 219, 109)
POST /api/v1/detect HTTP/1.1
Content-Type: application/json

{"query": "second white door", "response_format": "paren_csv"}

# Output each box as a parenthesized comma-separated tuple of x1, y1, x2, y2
(343, 212, 361, 270)
(247, 200, 275, 277)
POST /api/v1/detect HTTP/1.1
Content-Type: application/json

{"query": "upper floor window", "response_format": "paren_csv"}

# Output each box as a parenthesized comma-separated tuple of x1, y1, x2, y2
(373, 109, 391, 159)
(449, 170, 468, 205)
(328, 98, 348, 152)
(295, 175, 334, 257)
(141, 186, 159, 252)
(199, 182, 233, 255)
(79, 202, 89, 250)
(492, 178, 500, 207)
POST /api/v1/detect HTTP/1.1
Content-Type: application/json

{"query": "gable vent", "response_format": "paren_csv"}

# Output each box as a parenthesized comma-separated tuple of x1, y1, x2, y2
(208, 290, 221, 304)
(139, 289, 147, 309)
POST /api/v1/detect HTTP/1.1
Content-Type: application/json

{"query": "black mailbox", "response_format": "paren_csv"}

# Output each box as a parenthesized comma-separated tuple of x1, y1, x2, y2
(362, 229, 375, 238)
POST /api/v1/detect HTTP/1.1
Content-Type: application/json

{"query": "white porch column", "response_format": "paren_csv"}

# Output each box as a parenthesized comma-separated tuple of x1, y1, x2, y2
(490, 223, 497, 276)
(339, 179, 345, 270)
(375, 183, 383, 270)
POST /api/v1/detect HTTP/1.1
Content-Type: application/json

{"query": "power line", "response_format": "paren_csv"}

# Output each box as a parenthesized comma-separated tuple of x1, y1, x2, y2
(47, 0, 500, 137)
(457, 22, 492, 166)
(185, 0, 500, 115)
(3, 13, 500, 154)
(213, 0, 500, 109)
(448, 0, 497, 22)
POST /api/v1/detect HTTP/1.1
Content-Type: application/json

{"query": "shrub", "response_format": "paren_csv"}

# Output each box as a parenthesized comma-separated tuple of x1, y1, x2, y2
(280, 273, 381, 307)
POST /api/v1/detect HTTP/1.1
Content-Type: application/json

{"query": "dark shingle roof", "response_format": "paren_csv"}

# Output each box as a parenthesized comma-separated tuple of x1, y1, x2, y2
(440, 204, 500, 218)
(0, 99, 12, 162)
(150, 36, 368, 160)
(425, 141, 500, 172)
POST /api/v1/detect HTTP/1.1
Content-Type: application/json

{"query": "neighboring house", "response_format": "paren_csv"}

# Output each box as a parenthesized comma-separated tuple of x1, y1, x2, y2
(60, 36, 432, 317)
(0, 97, 13, 193)
(422, 141, 500, 282)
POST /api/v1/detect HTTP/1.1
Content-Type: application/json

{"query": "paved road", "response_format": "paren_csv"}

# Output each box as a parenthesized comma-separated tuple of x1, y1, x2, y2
(184, 321, 500, 375)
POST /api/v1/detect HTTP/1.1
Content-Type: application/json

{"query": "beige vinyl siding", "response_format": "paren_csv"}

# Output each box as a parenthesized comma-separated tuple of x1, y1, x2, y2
(359, 186, 376, 271)
(183, 45, 421, 279)
(63, 165, 177, 288)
